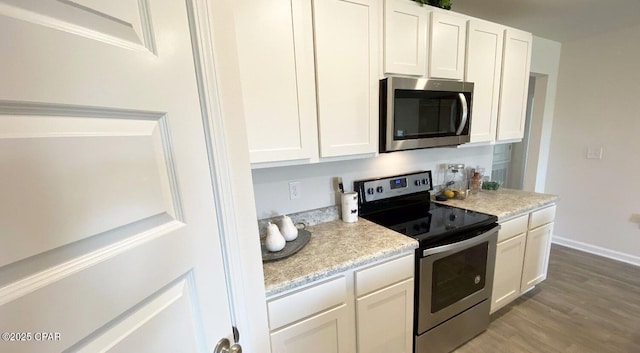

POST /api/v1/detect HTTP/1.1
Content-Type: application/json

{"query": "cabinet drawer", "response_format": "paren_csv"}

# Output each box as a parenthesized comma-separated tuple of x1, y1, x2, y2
(529, 205, 556, 229)
(498, 214, 528, 242)
(356, 255, 413, 297)
(268, 276, 347, 330)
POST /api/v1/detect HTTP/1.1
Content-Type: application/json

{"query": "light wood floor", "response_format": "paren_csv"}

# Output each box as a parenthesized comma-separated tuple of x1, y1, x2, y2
(454, 244, 640, 353)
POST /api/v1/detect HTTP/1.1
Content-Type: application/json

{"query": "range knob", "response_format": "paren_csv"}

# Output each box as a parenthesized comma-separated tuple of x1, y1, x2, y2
(422, 178, 429, 185)
(376, 186, 384, 193)
(367, 187, 375, 195)
(414, 180, 421, 186)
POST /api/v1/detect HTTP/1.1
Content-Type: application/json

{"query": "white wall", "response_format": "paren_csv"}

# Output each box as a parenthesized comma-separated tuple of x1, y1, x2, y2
(252, 146, 494, 218)
(546, 23, 640, 263)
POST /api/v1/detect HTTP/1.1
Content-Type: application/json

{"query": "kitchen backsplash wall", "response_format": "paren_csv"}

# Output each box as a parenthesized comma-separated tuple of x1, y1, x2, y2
(252, 145, 494, 219)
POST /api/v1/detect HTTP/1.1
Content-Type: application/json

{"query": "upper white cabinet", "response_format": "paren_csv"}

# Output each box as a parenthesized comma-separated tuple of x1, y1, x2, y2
(429, 11, 467, 80)
(465, 19, 504, 143)
(383, 0, 429, 76)
(497, 28, 533, 141)
(234, 0, 318, 164)
(313, 0, 380, 157)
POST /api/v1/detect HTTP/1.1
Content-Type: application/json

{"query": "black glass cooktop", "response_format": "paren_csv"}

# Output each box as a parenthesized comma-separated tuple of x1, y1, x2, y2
(362, 202, 497, 248)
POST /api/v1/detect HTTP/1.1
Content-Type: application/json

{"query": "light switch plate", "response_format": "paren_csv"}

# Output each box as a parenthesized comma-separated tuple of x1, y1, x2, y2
(586, 146, 603, 159)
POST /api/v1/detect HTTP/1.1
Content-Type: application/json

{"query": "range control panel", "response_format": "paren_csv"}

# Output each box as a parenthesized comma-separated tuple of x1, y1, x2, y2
(354, 171, 432, 203)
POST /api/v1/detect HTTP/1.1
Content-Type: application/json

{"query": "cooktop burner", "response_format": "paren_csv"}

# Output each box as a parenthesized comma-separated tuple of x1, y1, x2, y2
(354, 171, 497, 248)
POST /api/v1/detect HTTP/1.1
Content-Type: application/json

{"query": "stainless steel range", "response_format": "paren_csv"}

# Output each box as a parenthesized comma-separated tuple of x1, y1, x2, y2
(354, 171, 499, 353)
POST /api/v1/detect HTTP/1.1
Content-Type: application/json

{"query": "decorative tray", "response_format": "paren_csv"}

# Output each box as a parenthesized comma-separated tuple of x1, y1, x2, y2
(261, 229, 311, 262)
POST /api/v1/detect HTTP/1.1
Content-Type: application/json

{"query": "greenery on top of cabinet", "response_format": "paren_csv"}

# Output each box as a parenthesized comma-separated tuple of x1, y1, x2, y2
(411, 0, 452, 10)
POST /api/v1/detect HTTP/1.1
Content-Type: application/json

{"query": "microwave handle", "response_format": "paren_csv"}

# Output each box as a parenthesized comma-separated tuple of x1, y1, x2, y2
(456, 93, 468, 135)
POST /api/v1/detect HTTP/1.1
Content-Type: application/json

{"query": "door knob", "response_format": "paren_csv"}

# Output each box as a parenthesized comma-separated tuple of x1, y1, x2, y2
(214, 338, 242, 353)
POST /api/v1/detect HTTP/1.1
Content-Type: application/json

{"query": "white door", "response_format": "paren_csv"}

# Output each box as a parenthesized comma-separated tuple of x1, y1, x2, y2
(0, 1, 234, 352)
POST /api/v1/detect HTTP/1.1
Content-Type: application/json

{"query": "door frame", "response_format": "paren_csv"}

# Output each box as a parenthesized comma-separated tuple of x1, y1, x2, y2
(190, 1, 270, 351)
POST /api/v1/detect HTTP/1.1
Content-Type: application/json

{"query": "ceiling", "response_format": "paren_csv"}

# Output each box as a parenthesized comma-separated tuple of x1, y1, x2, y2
(452, 0, 640, 42)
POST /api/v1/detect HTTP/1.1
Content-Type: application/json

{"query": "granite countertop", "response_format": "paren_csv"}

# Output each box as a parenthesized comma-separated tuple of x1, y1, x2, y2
(436, 188, 558, 221)
(262, 218, 418, 297)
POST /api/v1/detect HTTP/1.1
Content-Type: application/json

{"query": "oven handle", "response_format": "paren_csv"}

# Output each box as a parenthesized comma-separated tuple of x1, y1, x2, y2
(422, 225, 500, 257)
(455, 93, 468, 136)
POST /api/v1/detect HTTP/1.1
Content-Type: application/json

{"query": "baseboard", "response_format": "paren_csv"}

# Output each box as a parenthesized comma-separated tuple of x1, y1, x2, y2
(552, 235, 640, 267)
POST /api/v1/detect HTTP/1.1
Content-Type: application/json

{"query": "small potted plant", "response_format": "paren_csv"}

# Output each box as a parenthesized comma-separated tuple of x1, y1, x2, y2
(412, 0, 452, 10)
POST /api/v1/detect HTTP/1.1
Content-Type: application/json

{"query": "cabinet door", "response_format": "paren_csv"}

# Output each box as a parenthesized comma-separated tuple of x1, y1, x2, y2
(357, 279, 414, 353)
(271, 305, 355, 353)
(521, 222, 554, 292)
(429, 11, 467, 80)
(491, 233, 526, 314)
(465, 20, 504, 143)
(497, 28, 532, 141)
(314, 0, 380, 157)
(235, 0, 318, 164)
(384, 0, 428, 76)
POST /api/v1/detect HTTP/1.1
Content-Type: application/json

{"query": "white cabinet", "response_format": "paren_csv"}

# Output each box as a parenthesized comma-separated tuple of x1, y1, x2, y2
(271, 305, 353, 353)
(429, 11, 467, 80)
(491, 214, 527, 313)
(234, 0, 318, 164)
(266, 254, 414, 353)
(465, 19, 504, 143)
(357, 280, 414, 353)
(267, 276, 356, 353)
(383, 0, 429, 76)
(491, 205, 556, 313)
(497, 28, 532, 141)
(521, 222, 554, 292)
(355, 255, 414, 353)
(313, 0, 380, 157)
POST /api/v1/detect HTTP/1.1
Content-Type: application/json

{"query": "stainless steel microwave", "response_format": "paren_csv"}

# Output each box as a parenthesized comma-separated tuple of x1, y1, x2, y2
(379, 77, 474, 153)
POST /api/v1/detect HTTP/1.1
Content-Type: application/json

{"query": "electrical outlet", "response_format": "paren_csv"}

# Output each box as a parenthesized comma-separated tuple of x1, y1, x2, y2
(289, 181, 301, 200)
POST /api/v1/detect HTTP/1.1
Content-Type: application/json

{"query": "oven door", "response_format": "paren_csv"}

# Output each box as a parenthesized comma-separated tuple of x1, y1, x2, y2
(416, 225, 498, 335)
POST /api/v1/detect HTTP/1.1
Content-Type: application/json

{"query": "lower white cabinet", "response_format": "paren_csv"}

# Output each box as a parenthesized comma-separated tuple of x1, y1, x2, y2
(491, 204, 556, 313)
(271, 304, 353, 353)
(356, 279, 414, 353)
(491, 232, 526, 313)
(521, 222, 554, 292)
(267, 254, 414, 353)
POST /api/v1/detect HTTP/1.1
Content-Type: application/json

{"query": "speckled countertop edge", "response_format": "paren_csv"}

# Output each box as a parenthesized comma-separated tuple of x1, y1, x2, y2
(262, 218, 418, 297)
(435, 188, 559, 221)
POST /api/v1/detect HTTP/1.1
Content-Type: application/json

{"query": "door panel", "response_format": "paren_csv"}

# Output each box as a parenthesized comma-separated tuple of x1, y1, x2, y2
(0, 0, 156, 52)
(0, 0, 233, 352)
(0, 108, 177, 267)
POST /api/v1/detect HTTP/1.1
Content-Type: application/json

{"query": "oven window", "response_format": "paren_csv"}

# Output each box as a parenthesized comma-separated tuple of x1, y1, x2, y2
(431, 243, 488, 313)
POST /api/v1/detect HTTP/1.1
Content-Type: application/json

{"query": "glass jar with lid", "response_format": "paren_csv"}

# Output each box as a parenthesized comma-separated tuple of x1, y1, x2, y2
(444, 163, 468, 199)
